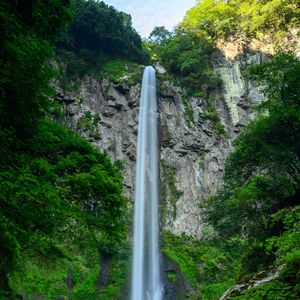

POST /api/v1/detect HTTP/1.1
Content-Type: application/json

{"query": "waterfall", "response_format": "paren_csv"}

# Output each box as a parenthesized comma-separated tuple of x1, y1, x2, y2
(131, 66, 163, 300)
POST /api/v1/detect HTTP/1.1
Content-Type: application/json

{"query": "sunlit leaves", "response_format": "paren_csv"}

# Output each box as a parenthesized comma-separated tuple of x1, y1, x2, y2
(180, 0, 300, 42)
(180, 0, 238, 39)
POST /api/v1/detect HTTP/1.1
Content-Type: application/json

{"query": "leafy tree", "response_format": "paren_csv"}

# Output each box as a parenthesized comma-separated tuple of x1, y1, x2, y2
(0, 1, 72, 290)
(234, 0, 300, 37)
(180, 0, 238, 40)
(204, 53, 300, 233)
(180, 0, 300, 42)
(0, 119, 128, 296)
(0, 0, 72, 138)
(151, 31, 216, 95)
(201, 53, 300, 296)
(149, 26, 173, 45)
(246, 53, 300, 112)
(57, 0, 149, 79)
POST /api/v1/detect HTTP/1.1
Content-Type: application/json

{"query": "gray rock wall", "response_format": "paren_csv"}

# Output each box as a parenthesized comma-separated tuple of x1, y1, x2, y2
(56, 50, 265, 237)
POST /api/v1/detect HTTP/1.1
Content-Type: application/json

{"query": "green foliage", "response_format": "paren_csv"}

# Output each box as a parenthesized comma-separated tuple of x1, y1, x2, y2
(11, 251, 95, 299)
(149, 26, 173, 45)
(246, 53, 300, 112)
(234, 0, 300, 39)
(0, 118, 129, 297)
(0, 1, 74, 294)
(204, 54, 300, 236)
(182, 97, 195, 124)
(149, 0, 299, 106)
(9, 240, 130, 300)
(77, 111, 94, 132)
(56, 0, 149, 80)
(75, 110, 101, 139)
(0, 0, 72, 138)
(152, 31, 215, 95)
(98, 246, 130, 300)
(167, 271, 177, 282)
(56, 48, 106, 80)
(233, 243, 300, 299)
(102, 59, 144, 85)
(180, 0, 238, 40)
(266, 207, 300, 266)
(202, 53, 300, 298)
(199, 100, 226, 136)
(180, 0, 300, 42)
(0, 2, 131, 296)
(162, 232, 241, 299)
(192, 91, 205, 97)
(231, 279, 299, 300)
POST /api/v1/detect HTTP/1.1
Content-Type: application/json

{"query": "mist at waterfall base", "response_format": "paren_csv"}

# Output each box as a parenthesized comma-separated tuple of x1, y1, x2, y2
(131, 66, 163, 300)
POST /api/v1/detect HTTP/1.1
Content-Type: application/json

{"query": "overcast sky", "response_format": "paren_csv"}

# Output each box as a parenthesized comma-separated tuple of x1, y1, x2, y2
(103, 0, 196, 38)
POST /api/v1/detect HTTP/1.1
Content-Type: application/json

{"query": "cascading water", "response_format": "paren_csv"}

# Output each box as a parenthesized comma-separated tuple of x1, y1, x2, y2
(131, 66, 163, 300)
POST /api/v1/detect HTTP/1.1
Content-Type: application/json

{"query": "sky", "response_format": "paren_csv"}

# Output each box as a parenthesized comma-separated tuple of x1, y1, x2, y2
(103, 0, 196, 38)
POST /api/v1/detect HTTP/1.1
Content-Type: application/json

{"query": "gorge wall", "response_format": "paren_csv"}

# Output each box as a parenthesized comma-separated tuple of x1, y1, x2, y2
(56, 46, 267, 237)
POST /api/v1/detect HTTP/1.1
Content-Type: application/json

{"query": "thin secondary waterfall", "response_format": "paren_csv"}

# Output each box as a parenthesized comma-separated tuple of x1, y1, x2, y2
(131, 66, 163, 300)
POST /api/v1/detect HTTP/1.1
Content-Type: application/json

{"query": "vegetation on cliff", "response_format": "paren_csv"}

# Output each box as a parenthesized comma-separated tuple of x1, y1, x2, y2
(147, 0, 299, 134)
(153, 1, 300, 299)
(180, 0, 299, 42)
(147, 27, 218, 97)
(160, 52, 300, 300)
(201, 53, 300, 299)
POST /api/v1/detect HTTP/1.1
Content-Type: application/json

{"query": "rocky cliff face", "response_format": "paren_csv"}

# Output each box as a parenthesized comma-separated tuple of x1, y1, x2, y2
(56, 48, 266, 237)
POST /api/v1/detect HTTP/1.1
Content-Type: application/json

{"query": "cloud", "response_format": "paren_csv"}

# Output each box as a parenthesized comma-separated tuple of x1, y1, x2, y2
(103, 0, 196, 37)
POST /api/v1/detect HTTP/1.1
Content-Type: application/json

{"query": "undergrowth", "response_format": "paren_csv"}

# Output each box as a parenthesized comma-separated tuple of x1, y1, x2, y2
(101, 59, 143, 85)
(9, 241, 130, 300)
(162, 231, 241, 300)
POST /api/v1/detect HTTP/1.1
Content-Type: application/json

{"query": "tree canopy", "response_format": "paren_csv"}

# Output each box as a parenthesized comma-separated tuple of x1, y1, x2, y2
(180, 0, 300, 41)
(0, 0, 72, 138)
(147, 28, 218, 96)
(180, 0, 237, 40)
(57, 0, 148, 79)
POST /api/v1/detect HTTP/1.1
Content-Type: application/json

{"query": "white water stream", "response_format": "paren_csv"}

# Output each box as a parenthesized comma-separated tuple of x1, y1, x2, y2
(131, 66, 163, 300)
